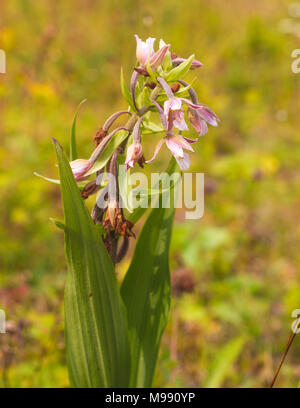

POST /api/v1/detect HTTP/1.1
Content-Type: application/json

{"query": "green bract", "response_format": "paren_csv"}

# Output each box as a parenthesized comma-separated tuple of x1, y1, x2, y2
(164, 54, 195, 82)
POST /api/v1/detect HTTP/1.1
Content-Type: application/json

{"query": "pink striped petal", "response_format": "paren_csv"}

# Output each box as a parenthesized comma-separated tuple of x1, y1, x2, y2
(135, 35, 155, 66)
(172, 110, 189, 131)
(188, 107, 208, 136)
(181, 98, 201, 110)
(197, 105, 219, 127)
(145, 139, 165, 164)
(164, 97, 182, 116)
(150, 44, 170, 69)
(165, 137, 184, 158)
(175, 152, 191, 170)
(172, 134, 195, 152)
(183, 136, 198, 143)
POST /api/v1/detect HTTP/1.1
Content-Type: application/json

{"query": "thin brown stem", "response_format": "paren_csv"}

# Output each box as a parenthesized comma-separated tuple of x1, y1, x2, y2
(270, 330, 297, 388)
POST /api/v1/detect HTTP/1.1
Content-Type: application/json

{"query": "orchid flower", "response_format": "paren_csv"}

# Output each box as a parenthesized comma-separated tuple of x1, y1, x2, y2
(164, 96, 203, 131)
(157, 77, 200, 132)
(146, 132, 197, 171)
(46, 35, 220, 390)
(187, 107, 208, 136)
(196, 104, 220, 127)
(187, 103, 219, 136)
(135, 35, 170, 70)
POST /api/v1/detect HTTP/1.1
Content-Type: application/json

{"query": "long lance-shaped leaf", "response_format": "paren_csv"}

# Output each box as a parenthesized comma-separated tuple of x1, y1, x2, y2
(54, 139, 130, 388)
(70, 99, 87, 161)
(121, 157, 178, 387)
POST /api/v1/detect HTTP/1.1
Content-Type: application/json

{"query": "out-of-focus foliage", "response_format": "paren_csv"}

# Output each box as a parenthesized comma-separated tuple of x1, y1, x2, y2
(1, 0, 300, 388)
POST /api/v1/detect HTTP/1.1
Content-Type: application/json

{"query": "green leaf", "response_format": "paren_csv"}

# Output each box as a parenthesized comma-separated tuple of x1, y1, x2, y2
(142, 120, 164, 134)
(164, 54, 195, 82)
(120, 68, 135, 111)
(70, 99, 87, 161)
(204, 336, 246, 388)
(34, 172, 60, 185)
(146, 56, 157, 82)
(85, 129, 128, 176)
(34, 172, 87, 189)
(139, 87, 152, 108)
(54, 139, 130, 388)
(49, 217, 65, 230)
(121, 157, 177, 387)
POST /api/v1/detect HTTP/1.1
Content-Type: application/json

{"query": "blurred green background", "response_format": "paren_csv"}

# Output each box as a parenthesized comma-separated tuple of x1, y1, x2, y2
(1, 0, 300, 388)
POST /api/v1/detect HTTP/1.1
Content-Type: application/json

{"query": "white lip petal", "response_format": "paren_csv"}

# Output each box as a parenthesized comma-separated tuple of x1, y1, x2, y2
(175, 152, 191, 171)
(169, 97, 182, 111)
(172, 134, 194, 152)
(173, 115, 189, 131)
(166, 137, 184, 158)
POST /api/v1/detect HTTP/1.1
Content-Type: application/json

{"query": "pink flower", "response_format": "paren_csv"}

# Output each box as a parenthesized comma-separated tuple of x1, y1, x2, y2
(164, 97, 188, 131)
(135, 35, 170, 69)
(125, 142, 144, 170)
(196, 104, 219, 127)
(187, 104, 219, 136)
(69, 159, 92, 181)
(163, 96, 200, 132)
(146, 132, 196, 171)
(187, 107, 208, 136)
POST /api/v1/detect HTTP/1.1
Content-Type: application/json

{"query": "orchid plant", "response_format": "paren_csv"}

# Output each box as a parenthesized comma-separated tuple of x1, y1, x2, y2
(40, 35, 218, 388)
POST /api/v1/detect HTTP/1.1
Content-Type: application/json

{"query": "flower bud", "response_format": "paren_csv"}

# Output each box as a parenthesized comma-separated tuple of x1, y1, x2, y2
(125, 142, 143, 170)
(69, 159, 92, 181)
(171, 56, 203, 69)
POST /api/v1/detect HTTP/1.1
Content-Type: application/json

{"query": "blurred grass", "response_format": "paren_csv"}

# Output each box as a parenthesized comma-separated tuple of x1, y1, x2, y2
(1, 0, 300, 387)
